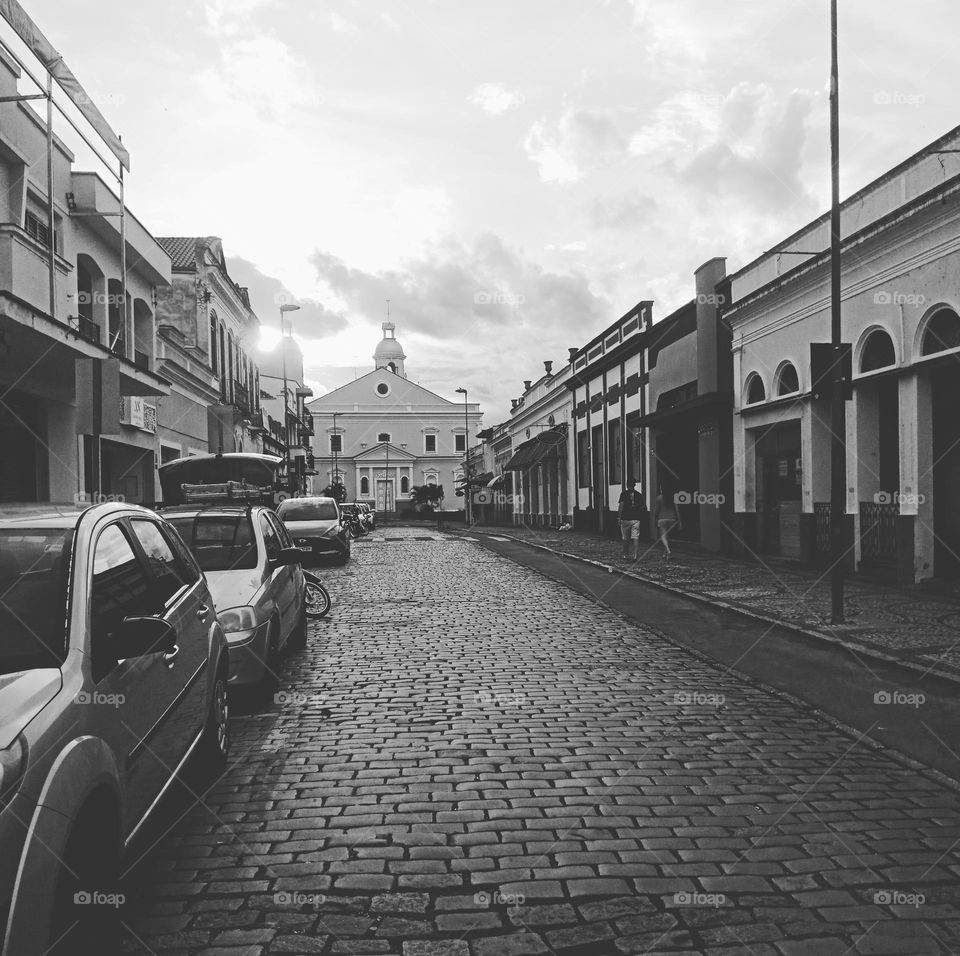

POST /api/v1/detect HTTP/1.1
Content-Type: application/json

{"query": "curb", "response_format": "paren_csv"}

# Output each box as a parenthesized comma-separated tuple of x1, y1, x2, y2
(450, 527, 960, 689)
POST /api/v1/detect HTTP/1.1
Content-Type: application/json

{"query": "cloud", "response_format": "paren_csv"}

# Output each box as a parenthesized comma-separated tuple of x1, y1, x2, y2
(226, 255, 349, 338)
(588, 191, 658, 229)
(679, 85, 819, 209)
(470, 83, 524, 116)
(525, 107, 629, 183)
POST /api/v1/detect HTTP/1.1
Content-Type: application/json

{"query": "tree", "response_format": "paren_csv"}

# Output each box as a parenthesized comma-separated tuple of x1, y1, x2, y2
(409, 484, 444, 512)
(321, 483, 347, 503)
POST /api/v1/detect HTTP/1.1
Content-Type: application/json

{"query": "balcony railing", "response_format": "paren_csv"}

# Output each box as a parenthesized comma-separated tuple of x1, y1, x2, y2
(77, 315, 100, 344)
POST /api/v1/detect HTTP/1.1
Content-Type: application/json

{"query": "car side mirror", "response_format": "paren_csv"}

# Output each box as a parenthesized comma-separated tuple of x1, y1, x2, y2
(275, 546, 307, 566)
(110, 616, 177, 659)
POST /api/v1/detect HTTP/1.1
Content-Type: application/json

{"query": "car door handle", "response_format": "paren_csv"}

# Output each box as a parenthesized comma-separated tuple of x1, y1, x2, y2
(162, 644, 180, 668)
(196, 604, 210, 621)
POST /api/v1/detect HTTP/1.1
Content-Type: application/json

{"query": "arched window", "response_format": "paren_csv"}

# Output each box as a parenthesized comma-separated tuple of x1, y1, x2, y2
(776, 363, 799, 396)
(921, 308, 960, 355)
(860, 329, 896, 372)
(388, 362, 397, 374)
(209, 312, 218, 373)
(401, 475, 409, 494)
(378, 432, 391, 442)
(360, 476, 369, 495)
(426, 474, 437, 486)
(745, 373, 766, 405)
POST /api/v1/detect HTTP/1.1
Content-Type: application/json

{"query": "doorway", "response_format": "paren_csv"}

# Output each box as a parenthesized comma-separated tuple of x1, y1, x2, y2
(376, 479, 395, 513)
(755, 422, 802, 559)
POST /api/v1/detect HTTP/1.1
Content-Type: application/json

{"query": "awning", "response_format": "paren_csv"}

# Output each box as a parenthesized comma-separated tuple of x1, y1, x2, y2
(487, 474, 503, 488)
(635, 391, 731, 428)
(503, 424, 567, 471)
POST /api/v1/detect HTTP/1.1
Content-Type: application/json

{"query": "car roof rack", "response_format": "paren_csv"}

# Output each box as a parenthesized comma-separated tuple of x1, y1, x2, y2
(180, 480, 274, 504)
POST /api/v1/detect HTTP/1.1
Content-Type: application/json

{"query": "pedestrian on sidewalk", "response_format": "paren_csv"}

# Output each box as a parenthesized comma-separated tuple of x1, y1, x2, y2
(654, 484, 681, 558)
(618, 478, 645, 561)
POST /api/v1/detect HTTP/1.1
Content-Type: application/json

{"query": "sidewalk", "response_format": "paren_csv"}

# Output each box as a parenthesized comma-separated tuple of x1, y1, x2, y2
(457, 523, 960, 684)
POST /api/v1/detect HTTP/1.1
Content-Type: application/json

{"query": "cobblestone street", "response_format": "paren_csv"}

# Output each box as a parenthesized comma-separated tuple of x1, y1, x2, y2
(125, 528, 960, 955)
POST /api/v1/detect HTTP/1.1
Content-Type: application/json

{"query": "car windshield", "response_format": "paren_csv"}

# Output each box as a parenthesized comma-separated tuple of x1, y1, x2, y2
(167, 514, 257, 572)
(0, 528, 73, 674)
(278, 501, 338, 521)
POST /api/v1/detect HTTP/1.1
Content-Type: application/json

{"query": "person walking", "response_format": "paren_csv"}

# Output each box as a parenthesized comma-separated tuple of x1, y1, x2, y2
(617, 478, 645, 561)
(654, 484, 682, 558)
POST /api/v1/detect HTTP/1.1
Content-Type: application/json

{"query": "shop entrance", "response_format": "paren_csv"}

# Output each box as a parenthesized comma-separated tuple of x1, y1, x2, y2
(755, 422, 802, 559)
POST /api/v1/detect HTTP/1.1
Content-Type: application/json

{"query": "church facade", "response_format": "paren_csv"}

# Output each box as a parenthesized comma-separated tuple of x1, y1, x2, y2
(306, 323, 482, 513)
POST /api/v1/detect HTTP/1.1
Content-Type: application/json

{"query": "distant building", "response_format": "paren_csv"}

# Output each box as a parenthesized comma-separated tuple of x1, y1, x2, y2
(154, 237, 265, 477)
(259, 333, 314, 495)
(307, 323, 482, 513)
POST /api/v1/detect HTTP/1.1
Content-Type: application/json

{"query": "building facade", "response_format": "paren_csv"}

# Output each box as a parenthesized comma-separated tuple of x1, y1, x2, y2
(568, 302, 652, 534)
(259, 333, 314, 495)
(0, 44, 171, 505)
(725, 125, 960, 584)
(307, 323, 481, 513)
(503, 360, 575, 529)
(155, 237, 265, 478)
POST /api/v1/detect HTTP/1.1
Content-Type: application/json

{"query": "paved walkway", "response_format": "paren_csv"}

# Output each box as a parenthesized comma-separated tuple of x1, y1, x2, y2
(458, 525, 960, 683)
(123, 528, 960, 955)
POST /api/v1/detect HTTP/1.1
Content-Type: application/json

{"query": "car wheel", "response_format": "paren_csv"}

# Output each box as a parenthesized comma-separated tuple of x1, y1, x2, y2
(253, 625, 281, 709)
(197, 666, 230, 771)
(50, 798, 120, 956)
(288, 606, 308, 650)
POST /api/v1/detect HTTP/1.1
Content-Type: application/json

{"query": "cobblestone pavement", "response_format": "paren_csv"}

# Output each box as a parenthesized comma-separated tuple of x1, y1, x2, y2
(124, 527, 960, 955)
(461, 525, 960, 681)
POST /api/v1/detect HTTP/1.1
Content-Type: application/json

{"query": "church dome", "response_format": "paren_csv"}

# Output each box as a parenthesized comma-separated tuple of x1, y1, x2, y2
(374, 322, 406, 376)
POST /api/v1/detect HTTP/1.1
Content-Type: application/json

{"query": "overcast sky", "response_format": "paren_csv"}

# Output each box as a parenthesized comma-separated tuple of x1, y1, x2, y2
(20, 0, 959, 423)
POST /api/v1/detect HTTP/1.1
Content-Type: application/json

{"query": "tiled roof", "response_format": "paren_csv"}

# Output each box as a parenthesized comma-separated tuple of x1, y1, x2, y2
(156, 237, 200, 270)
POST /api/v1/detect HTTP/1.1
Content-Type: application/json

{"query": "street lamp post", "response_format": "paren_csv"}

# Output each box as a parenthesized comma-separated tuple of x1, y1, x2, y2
(279, 303, 301, 495)
(332, 410, 339, 496)
(456, 387, 470, 526)
(829, 0, 845, 623)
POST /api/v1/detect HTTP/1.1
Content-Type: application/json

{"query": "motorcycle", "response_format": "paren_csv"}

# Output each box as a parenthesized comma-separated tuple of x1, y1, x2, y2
(303, 569, 331, 618)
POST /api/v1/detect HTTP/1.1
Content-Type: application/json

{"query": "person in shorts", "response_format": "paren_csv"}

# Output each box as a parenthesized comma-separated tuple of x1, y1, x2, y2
(618, 479, 644, 561)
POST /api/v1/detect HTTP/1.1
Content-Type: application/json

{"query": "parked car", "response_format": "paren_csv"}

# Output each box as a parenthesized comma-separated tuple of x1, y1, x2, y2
(276, 496, 352, 565)
(0, 502, 230, 956)
(158, 453, 308, 704)
(163, 505, 306, 701)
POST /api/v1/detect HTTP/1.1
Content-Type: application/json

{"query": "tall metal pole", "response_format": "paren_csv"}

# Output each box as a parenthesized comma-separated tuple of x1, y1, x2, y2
(829, 0, 845, 623)
(45, 69, 55, 319)
(332, 410, 339, 491)
(457, 388, 470, 526)
(279, 304, 300, 494)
